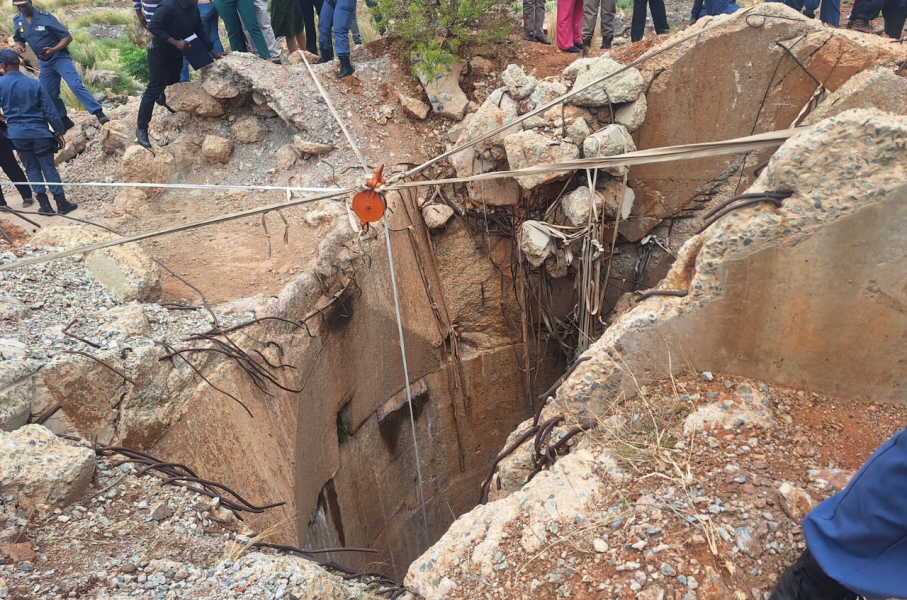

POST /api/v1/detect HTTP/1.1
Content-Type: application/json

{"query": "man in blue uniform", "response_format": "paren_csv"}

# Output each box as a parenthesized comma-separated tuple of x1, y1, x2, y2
(769, 426, 907, 600)
(12, 0, 109, 131)
(136, 0, 224, 148)
(0, 49, 76, 215)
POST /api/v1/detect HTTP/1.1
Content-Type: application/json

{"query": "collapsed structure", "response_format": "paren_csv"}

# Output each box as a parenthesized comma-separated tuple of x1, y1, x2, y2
(1, 4, 907, 598)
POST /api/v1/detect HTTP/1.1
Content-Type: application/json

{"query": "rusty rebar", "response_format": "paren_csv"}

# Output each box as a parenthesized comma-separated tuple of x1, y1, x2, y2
(635, 290, 688, 302)
(61, 350, 137, 386)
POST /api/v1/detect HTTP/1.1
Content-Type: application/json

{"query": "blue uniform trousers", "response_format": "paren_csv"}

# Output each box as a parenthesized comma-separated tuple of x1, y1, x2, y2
(803, 426, 907, 599)
(38, 53, 102, 119)
(318, 0, 356, 57)
(766, 0, 840, 26)
(10, 137, 62, 198)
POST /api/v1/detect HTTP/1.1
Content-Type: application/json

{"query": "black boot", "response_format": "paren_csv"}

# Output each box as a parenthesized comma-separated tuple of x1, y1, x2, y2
(135, 127, 151, 149)
(61, 116, 75, 132)
(35, 193, 54, 215)
(337, 55, 355, 79)
(94, 110, 110, 125)
(54, 194, 78, 216)
(602, 35, 613, 49)
(769, 548, 858, 600)
(317, 47, 334, 64)
(582, 36, 592, 48)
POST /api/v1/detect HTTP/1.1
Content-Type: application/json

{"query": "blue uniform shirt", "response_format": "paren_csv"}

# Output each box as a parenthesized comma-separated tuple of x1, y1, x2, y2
(0, 71, 63, 139)
(12, 9, 70, 60)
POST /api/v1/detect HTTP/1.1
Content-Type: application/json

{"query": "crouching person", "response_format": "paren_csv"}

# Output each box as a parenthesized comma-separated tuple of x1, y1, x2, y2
(0, 49, 75, 215)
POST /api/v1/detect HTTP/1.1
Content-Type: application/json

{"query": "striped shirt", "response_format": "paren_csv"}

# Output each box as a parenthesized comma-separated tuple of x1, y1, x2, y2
(132, 0, 163, 26)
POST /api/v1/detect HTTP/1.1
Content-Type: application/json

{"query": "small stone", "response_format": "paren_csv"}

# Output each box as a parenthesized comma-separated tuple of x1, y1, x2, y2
(120, 563, 137, 574)
(293, 136, 333, 155)
(276, 144, 298, 170)
(231, 115, 267, 143)
(778, 483, 815, 520)
(422, 204, 454, 229)
(702, 371, 714, 381)
(593, 538, 608, 553)
(399, 94, 431, 120)
(149, 501, 173, 521)
(0, 543, 36, 563)
(202, 135, 233, 164)
(660, 562, 676, 576)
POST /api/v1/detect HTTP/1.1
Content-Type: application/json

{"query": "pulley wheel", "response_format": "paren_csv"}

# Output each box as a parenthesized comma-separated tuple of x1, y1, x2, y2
(352, 190, 387, 224)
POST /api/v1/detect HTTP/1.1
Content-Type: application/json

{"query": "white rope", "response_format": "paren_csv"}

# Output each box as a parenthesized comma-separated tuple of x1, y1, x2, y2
(300, 49, 430, 531)
(0, 181, 345, 193)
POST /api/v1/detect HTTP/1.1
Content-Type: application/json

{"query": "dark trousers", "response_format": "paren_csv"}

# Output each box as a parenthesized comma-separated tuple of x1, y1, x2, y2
(138, 48, 183, 130)
(523, 0, 547, 39)
(0, 137, 32, 204)
(883, 0, 907, 36)
(849, 0, 884, 19)
(301, 0, 323, 54)
(630, 0, 668, 41)
(9, 137, 62, 198)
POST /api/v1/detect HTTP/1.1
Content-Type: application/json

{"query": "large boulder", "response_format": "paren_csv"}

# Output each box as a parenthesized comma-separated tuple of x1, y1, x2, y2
(165, 82, 225, 117)
(55, 124, 87, 164)
(562, 187, 605, 226)
(422, 204, 454, 229)
(415, 59, 469, 120)
(614, 93, 647, 132)
(804, 67, 907, 125)
(504, 130, 579, 190)
(0, 425, 96, 511)
(32, 225, 163, 303)
(202, 135, 233, 163)
(569, 56, 644, 106)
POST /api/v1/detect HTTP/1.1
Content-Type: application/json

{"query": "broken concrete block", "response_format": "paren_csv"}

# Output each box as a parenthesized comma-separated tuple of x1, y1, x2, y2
(414, 58, 469, 120)
(55, 124, 87, 164)
(32, 225, 163, 303)
(525, 81, 569, 128)
(119, 145, 176, 199)
(0, 425, 96, 511)
(501, 64, 537, 100)
(583, 124, 636, 176)
(276, 144, 298, 170)
(565, 117, 593, 146)
(464, 88, 521, 160)
(422, 204, 455, 229)
(466, 177, 522, 207)
(562, 187, 605, 226)
(202, 135, 233, 164)
(570, 56, 644, 106)
(293, 136, 333, 156)
(100, 121, 130, 154)
(519, 220, 555, 267)
(99, 304, 151, 336)
(200, 57, 253, 98)
(778, 483, 815, 520)
(504, 130, 579, 190)
(399, 94, 430, 120)
(804, 67, 907, 125)
(601, 181, 635, 221)
(231, 115, 267, 144)
(614, 93, 647, 132)
(165, 82, 225, 117)
(0, 294, 29, 323)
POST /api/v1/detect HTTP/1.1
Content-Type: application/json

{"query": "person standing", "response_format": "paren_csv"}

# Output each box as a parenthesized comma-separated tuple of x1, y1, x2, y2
(271, 0, 306, 54)
(523, 0, 550, 43)
(630, 0, 668, 42)
(317, 0, 357, 78)
(12, 0, 109, 132)
(557, 0, 584, 52)
(213, 0, 270, 59)
(0, 118, 34, 208)
(582, 0, 617, 49)
(300, 0, 322, 54)
(180, 0, 224, 81)
(241, 0, 282, 63)
(137, 0, 224, 148)
(0, 50, 75, 215)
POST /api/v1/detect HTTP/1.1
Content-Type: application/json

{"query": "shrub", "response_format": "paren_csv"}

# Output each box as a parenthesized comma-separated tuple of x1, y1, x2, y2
(376, 0, 515, 77)
(120, 44, 149, 83)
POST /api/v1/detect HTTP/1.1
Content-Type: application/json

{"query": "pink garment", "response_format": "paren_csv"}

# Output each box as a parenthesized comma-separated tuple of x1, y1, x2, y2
(557, 0, 584, 50)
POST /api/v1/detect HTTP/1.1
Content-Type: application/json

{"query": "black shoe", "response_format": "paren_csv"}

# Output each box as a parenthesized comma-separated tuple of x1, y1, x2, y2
(602, 35, 613, 49)
(54, 195, 78, 216)
(582, 36, 592, 48)
(535, 35, 552, 45)
(94, 110, 110, 125)
(317, 48, 334, 64)
(35, 193, 54, 215)
(337, 55, 355, 79)
(135, 127, 151, 149)
(61, 116, 75, 132)
(270, 57, 282, 65)
(563, 45, 580, 53)
(22, 197, 33, 208)
(769, 548, 858, 600)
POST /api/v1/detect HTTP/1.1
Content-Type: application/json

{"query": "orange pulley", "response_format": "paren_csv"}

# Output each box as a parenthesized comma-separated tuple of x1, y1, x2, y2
(352, 164, 387, 226)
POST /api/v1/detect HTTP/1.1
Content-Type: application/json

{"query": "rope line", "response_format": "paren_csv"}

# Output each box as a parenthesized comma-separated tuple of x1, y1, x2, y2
(0, 181, 345, 193)
(301, 48, 429, 531)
